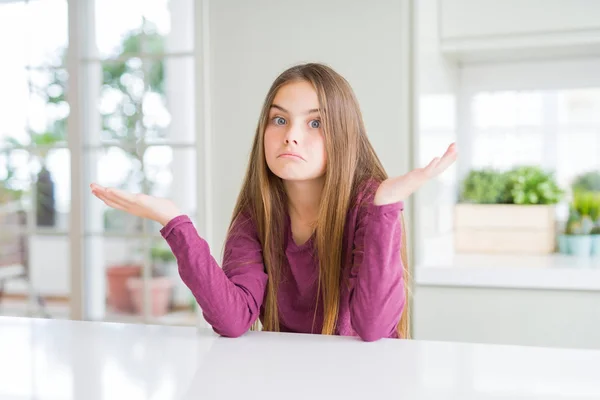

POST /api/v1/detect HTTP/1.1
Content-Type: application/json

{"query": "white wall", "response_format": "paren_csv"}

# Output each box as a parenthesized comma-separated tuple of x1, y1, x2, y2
(206, 0, 413, 255)
(438, 0, 600, 63)
(413, 0, 459, 264)
(440, 0, 600, 39)
(413, 286, 600, 350)
(460, 57, 600, 92)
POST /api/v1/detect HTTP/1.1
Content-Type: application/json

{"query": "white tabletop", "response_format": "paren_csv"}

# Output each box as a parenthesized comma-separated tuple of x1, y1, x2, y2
(1, 317, 600, 400)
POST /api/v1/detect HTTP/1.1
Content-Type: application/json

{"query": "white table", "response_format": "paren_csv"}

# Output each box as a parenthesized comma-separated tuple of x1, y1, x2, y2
(1, 317, 600, 399)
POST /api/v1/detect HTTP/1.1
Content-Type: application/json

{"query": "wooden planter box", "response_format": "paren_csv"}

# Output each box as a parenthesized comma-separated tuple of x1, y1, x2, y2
(454, 204, 557, 254)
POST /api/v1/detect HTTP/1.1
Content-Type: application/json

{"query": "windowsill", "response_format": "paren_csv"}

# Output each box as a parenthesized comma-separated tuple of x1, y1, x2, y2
(415, 236, 600, 291)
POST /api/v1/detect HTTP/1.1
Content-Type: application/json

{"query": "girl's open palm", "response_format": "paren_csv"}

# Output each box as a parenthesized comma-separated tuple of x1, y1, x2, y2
(90, 183, 182, 227)
(374, 143, 458, 205)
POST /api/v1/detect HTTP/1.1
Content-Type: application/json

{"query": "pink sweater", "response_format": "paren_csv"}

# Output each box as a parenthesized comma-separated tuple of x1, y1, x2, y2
(160, 183, 406, 342)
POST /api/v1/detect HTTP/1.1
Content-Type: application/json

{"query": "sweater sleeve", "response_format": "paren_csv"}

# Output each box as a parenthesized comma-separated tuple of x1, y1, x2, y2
(349, 190, 406, 342)
(160, 213, 268, 338)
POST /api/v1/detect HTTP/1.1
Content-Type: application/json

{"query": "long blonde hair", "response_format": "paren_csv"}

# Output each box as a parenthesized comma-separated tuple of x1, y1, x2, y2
(228, 63, 410, 339)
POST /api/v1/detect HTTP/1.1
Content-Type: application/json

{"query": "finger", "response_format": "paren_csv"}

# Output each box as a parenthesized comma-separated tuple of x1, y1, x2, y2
(423, 157, 441, 176)
(93, 186, 137, 207)
(103, 198, 128, 213)
(104, 187, 137, 204)
(432, 143, 458, 175)
(91, 187, 128, 211)
(92, 188, 131, 210)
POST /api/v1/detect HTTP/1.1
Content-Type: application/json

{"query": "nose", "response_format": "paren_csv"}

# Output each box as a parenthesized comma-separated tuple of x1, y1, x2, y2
(283, 122, 301, 146)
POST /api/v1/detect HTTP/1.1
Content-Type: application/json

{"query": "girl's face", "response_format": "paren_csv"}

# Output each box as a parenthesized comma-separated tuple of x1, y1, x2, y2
(264, 81, 327, 182)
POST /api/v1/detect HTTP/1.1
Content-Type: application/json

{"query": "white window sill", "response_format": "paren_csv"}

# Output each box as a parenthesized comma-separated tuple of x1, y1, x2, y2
(416, 253, 600, 291)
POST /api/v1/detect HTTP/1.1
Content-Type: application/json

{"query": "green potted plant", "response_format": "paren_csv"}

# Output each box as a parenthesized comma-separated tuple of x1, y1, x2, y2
(572, 170, 600, 193)
(502, 166, 564, 205)
(458, 168, 507, 204)
(589, 193, 600, 256)
(455, 165, 564, 254)
(564, 213, 593, 256)
(563, 191, 599, 257)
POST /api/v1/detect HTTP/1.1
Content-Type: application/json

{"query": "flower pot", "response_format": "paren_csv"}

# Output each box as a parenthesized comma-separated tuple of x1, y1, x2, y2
(106, 264, 142, 313)
(126, 276, 174, 317)
(591, 235, 600, 257)
(557, 234, 570, 254)
(454, 204, 556, 254)
(567, 235, 592, 257)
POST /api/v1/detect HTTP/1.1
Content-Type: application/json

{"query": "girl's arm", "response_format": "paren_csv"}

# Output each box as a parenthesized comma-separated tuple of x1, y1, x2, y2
(349, 143, 456, 341)
(161, 213, 268, 338)
(349, 193, 406, 342)
(89, 183, 267, 338)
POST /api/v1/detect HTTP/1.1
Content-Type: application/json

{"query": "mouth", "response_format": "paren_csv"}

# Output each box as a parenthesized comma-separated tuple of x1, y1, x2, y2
(278, 152, 305, 161)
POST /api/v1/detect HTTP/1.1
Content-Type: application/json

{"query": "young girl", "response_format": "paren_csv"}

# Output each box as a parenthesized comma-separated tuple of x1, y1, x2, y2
(91, 63, 456, 342)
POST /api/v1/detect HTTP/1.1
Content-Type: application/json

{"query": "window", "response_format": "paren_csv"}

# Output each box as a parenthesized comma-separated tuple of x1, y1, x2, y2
(1, 0, 199, 325)
(82, 0, 197, 325)
(416, 59, 600, 267)
(0, 0, 70, 318)
(469, 88, 600, 189)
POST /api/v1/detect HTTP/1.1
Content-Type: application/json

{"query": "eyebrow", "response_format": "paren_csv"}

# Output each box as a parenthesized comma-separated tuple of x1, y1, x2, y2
(270, 104, 320, 115)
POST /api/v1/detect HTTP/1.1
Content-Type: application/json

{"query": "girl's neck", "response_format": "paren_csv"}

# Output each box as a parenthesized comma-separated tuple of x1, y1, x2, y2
(284, 177, 325, 223)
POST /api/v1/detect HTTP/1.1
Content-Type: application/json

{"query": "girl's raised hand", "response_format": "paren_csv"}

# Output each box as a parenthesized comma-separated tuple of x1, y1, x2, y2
(373, 143, 458, 206)
(90, 183, 182, 227)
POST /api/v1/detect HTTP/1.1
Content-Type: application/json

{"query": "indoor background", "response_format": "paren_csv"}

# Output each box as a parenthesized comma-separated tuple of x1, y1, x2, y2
(1, 0, 599, 352)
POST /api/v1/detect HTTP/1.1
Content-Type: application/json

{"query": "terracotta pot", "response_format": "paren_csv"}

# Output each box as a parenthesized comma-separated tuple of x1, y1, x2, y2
(126, 276, 174, 317)
(106, 264, 142, 313)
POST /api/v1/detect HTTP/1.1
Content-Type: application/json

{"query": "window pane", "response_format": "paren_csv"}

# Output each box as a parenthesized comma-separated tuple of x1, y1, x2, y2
(85, 146, 144, 234)
(84, 146, 197, 230)
(472, 91, 543, 129)
(94, 0, 193, 59)
(472, 129, 543, 170)
(37, 148, 70, 230)
(472, 91, 518, 129)
(141, 146, 197, 232)
(0, 148, 69, 232)
(0, 64, 29, 147)
(99, 237, 146, 320)
(514, 91, 543, 126)
(149, 238, 195, 326)
(558, 88, 600, 125)
(145, 0, 194, 54)
(0, 2, 27, 70)
(0, 149, 30, 206)
(96, 58, 146, 145)
(0, 233, 70, 320)
(557, 129, 600, 189)
(25, 0, 68, 68)
(85, 147, 197, 235)
(86, 56, 195, 146)
(84, 235, 195, 324)
(145, 57, 195, 144)
(27, 68, 69, 145)
(94, 0, 144, 59)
